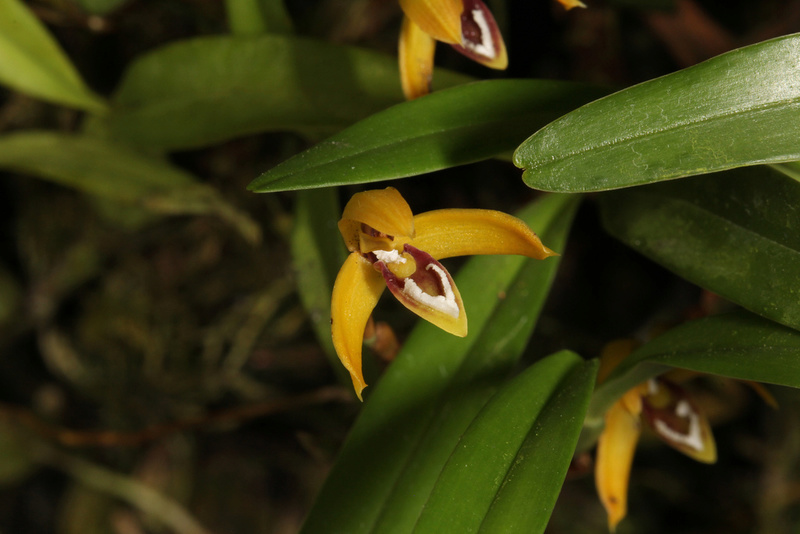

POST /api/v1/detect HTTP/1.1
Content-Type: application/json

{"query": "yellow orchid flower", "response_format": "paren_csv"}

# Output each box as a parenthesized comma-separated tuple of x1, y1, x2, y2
(594, 340, 719, 532)
(398, 0, 587, 100)
(331, 187, 556, 399)
(398, 0, 508, 99)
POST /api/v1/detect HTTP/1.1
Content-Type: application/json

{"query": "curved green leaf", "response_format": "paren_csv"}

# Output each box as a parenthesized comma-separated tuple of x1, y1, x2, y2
(515, 33, 800, 192)
(290, 188, 348, 376)
(0, 0, 107, 112)
(300, 193, 581, 534)
(74, 0, 128, 15)
(599, 166, 800, 331)
(0, 131, 259, 243)
(100, 35, 471, 151)
(225, 0, 293, 35)
(249, 79, 609, 193)
(414, 353, 596, 534)
(588, 311, 800, 427)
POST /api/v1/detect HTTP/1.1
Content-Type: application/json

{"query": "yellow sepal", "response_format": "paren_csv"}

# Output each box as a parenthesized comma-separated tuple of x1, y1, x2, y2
(331, 253, 386, 400)
(412, 209, 558, 261)
(338, 187, 415, 252)
(596, 400, 642, 532)
(399, 0, 463, 45)
(557, 0, 587, 10)
(399, 16, 437, 100)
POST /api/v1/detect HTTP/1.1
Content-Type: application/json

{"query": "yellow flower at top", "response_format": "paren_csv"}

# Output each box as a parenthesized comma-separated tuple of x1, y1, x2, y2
(331, 187, 556, 399)
(398, 0, 587, 100)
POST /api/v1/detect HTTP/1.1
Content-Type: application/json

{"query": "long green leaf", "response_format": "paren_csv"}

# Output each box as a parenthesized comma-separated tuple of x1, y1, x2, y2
(225, 0, 293, 35)
(0, 131, 259, 243)
(300, 193, 581, 534)
(99, 35, 471, 151)
(0, 0, 107, 112)
(414, 353, 597, 534)
(290, 188, 348, 374)
(599, 166, 800, 331)
(587, 311, 800, 428)
(249, 80, 608, 192)
(515, 33, 800, 192)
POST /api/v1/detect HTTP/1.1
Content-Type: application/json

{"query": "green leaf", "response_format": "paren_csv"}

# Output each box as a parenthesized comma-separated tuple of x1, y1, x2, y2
(99, 35, 471, 151)
(771, 161, 800, 183)
(0, 131, 260, 243)
(74, 0, 128, 16)
(300, 193, 581, 534)
(588, 311, 800, 427)
(598, 166, 800, 331)
(515, 33, 800, 192)
(414, 353, 597, 534)
(290, 188, 348, 374)
(0, 0, 107, 112)
(248, 79, 609, 192)
(225, 0, 293, 35)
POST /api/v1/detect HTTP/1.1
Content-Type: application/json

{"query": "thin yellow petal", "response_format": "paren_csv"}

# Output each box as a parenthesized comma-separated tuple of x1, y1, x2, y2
(412, 209, 557, 261)
(331, 253, 386, 400)
(399, 0, 462, 45)
(338, 187, 415, 252)
(556, 0, 587, 10)
(399, 16, 436, 100)
(596, 401, 641, 532)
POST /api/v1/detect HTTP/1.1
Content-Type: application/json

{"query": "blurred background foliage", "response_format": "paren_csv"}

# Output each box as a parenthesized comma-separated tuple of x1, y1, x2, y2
(1, 0, 799, 533)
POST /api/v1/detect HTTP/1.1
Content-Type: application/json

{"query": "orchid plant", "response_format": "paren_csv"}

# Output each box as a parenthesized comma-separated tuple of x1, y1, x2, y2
(1, 0, 800, 533)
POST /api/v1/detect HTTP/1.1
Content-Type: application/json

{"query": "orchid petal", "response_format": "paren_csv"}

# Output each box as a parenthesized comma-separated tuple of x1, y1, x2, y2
(338, 187, 415, 252)
(596, 400, 641, 532)
(412, 208, 557, 260)
(399, 0, 463, 45)
(451, 0, 508, 70)
(377, 244, 468, 337)
(331, 253, 387, 400)
(642, 379, 717, 464)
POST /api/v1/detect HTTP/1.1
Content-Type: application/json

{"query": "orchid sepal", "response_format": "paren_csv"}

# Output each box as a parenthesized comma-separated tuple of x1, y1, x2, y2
(399, 16, 437, 100)
(331, 253, 387, 400)
(399, 0, 463, 45)
(595, 393, 642, 532)
(413, 208, 557, 260)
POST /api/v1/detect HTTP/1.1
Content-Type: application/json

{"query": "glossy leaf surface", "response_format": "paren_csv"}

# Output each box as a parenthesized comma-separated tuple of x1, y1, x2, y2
(414, 354, 596, 534)
(0, 131, 259, 243)
(599, 167, 800, 330)
(249, 79, 608, 192)
(0, 0, 107, 112)
(100, 35, 471, 151)
(515, 34, 800, 192)
(300, 193, 581, 534)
